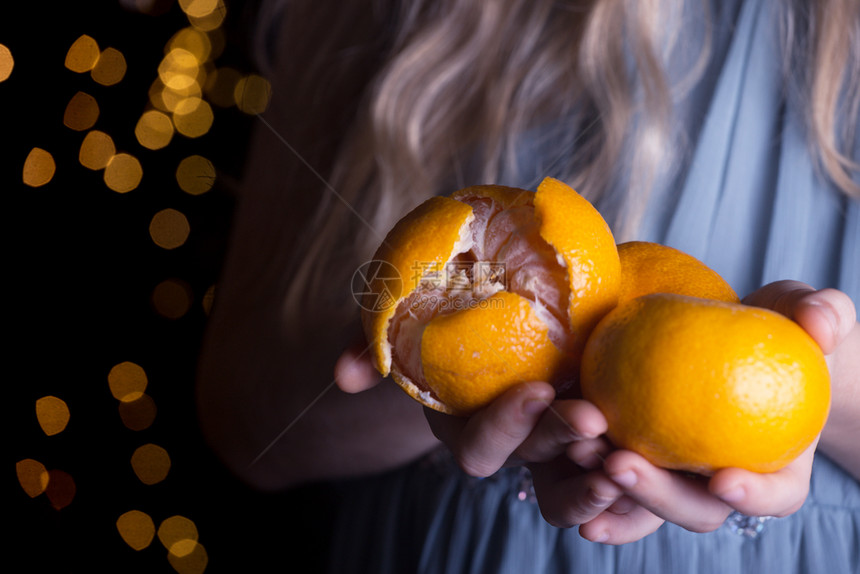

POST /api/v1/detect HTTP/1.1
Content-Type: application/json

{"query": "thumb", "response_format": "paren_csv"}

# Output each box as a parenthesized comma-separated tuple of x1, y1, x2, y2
(743, 280, 856, 355)
(334, 339, 381, 393)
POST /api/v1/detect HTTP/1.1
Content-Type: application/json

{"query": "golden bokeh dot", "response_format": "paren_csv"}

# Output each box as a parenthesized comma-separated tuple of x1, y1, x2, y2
(63, 91, 100, 131)
(35, 396, 71, 436)
(159, 48, 200, 91)
(104, 153, 143, 193)
(130, 443, 171, 485)
(158, 515, 199, 552)
(152, 278, 193, 319)
(91, 47, 127, 86)
(234, 74, 272, 115)
(150, 208, 191, 249)
(135, 109, 175, 150)
(172, 97, 213, 138)
(79, 130, 116, 170)
(23, 148, 56, 187)
(45, 469, 76, 510)
(0, 44, 14, 82)
(116, 510, 156, 551)
(16, 458, 49, 498)
(108, 361, 148, 402)
(186, 0, 225, 31)
(65, 34, 100, 73)
(179, 0, 218, 18)
(202, 284, 216, 315)
(168, 26, 212, 62)
(118, 393, 157, 431)
(203, 66, 240, 108)
(176, 155, 215, 195)
(167, 542, 208, 574)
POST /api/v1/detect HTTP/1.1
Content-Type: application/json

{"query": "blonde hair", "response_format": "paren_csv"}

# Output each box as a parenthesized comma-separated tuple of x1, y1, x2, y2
(250, 0, 860, 336)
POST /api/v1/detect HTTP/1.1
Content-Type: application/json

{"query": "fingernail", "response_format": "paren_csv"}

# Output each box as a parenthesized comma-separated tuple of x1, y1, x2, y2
(610, 469, 637, 488)
(718, 485, 745, 503)
(591, 531, 609, 543)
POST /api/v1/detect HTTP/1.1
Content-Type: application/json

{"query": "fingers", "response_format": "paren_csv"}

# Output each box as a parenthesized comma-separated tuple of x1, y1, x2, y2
(743, 280, 856, 354)
(514, 400, 608, 464)
(529, 460, 623, 529)
(708, 441, 817, 518)
(334, 340, 381, 393)
(425, 381, 556, 477)
(578, 497, 665, 545)
(602, 450, 732, 533)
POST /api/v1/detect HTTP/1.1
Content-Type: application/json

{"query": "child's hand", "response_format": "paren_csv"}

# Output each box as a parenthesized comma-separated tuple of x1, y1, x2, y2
(424, 383, 628, 527)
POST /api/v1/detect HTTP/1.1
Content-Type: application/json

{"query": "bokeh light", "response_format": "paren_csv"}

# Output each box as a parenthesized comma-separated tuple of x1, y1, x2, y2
(168, 542, 209, 574)
(130, 443, 171, 485)
(116, 510, 156, 551)
(159, 48, 200, 91)
(167, 27, 212, 62)
(118, 393, 157, 431)
(23, 148, 56, 187)
(202, 284, 216, 315)
(150, 208, 191, 249)
(234, 74, 272, 115)
(152, 278, 193, 319)
(63, 91, 100, 131)
(185, 0, 225, 31)
(16, 458, 49, 498)
(104, 152, 143, 193)
(108, 361, 148, 402)
(158, 515, 199, 554)
(135, 109, 175, 150)
(79, 130, 116, 170)
(178, 0, 218, 19)
(172, 96, 213, 138)
(35, 396, 71, 436)
(45, 469, 76, 510)
(0, 44, 14, 81)
(176, 155, 215, 195)
(65, 34, 100, 73)
(91, 47, 127, 86)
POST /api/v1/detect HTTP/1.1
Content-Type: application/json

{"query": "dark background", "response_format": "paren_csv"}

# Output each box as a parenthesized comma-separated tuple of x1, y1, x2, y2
(7, 1, 335, 571)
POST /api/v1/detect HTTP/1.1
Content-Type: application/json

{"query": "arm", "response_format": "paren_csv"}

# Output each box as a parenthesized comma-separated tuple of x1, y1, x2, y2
(196, 85, 439, 493)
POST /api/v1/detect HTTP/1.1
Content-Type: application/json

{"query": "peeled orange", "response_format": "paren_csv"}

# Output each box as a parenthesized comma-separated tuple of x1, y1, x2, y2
(580, 293, 831, 475)
(617, 241, 739, 304)
(361, 177, 621, 415)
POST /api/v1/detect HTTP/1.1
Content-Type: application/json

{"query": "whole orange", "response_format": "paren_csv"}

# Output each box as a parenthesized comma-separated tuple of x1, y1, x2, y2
(617, 241, 739, 304)
(361, 177, 621, 415)
(580, 293, 831, 475)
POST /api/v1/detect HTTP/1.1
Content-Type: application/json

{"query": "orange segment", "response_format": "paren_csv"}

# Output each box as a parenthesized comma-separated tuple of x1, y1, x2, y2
(362, 196, 474, 376)
(533, 177, 621, 350)
(617, 241, 739, 304)
(421, 291, 575, 414)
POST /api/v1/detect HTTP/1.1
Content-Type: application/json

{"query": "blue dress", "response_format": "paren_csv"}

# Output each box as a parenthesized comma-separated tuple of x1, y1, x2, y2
(327, 1, 860, 572)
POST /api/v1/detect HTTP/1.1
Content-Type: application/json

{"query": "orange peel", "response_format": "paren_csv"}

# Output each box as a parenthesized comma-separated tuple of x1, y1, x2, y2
(361, 177, 621, 415)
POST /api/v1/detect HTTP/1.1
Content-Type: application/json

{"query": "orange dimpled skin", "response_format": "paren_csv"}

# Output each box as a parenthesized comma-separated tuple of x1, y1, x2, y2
(421, 291, 576, 414)
(616, 241, 739, 304)
(534, 177, 622, 348)
(580, 294, 831, 475)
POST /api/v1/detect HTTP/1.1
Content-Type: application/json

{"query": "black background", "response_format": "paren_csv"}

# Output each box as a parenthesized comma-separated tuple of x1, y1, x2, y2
(7, 1, 335, 571)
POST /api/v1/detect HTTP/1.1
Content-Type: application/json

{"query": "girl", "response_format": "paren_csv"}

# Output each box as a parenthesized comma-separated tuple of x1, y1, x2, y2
(198, 0, 860, 571)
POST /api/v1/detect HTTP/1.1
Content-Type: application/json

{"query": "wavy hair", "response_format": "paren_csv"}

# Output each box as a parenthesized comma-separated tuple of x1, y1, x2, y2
(246, 0, 860, 337)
